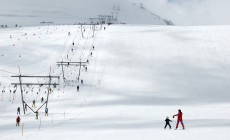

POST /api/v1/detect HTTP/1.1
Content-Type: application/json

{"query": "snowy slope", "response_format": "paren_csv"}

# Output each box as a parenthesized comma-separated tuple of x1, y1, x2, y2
(0, 0, 173, 27)
(1, 25, 230, 140)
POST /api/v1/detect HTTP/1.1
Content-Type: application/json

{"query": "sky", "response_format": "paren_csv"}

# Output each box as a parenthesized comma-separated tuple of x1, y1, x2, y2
(128, 0, 230, 25)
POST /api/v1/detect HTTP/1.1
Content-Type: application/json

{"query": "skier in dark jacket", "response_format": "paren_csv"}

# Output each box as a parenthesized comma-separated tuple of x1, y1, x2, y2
(32, 100, 36, 107)
(45, 108, 48, 116)
(25, 103, 27, 111)
(77, 85, 79, 92)
(164, 116, 172, 129)
(17, 107, 20, 115)
(35, 111, 39, 119)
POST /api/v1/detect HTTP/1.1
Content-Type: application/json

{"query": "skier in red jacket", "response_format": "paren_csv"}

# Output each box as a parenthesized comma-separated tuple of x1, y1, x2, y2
(16, 116, 20, 126)
(173, 109, 185, 130)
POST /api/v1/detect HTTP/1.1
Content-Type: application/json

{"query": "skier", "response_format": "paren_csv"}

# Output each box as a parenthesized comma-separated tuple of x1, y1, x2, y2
(45, 108, 48, 116)
(41, 97, 44, 103)
(25, 103, 27, 111)
(173, 109, 185, 130)
(35, 111, 39, 119)
(17, 107, 20, 115)
(81, 79, 83, 85)
(32, 100, 35, 107)
(72, 42, 74, 46)
(77, 85, 79, 92)
(164, 116, 172, 129)
(16, 116, 20, 126)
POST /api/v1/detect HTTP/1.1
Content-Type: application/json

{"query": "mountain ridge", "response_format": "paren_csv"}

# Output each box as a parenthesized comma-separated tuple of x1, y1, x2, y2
(0, 0, 174, 27)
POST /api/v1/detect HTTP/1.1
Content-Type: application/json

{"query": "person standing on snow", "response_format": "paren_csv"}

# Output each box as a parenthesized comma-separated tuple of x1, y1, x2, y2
(16, 116, 20, 126)
(35, 111, 39, 119)
(17, 107, 20, 115)
(173, 109, 185, 130)
(164, 116, 172, 129)
(32, 100, 35, 107)
(45, 108, 48, 116)
(77, 85, 79, 92)
(25, 103, 27, 111)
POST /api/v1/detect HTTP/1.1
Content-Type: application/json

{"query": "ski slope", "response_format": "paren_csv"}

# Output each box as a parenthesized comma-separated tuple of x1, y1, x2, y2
(1, 25, 230, 140)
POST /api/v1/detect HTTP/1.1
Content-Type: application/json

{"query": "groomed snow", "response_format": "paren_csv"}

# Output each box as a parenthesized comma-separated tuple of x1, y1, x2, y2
(1, 25, 230, 140)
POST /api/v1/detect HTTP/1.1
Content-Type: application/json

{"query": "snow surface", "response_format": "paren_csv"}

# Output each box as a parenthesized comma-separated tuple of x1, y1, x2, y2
(1, 25, 230, 140)
(0, 0, 171, 27)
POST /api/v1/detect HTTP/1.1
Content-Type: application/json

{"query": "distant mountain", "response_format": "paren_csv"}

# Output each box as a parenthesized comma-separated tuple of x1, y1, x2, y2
(0, 0, 174, 27)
